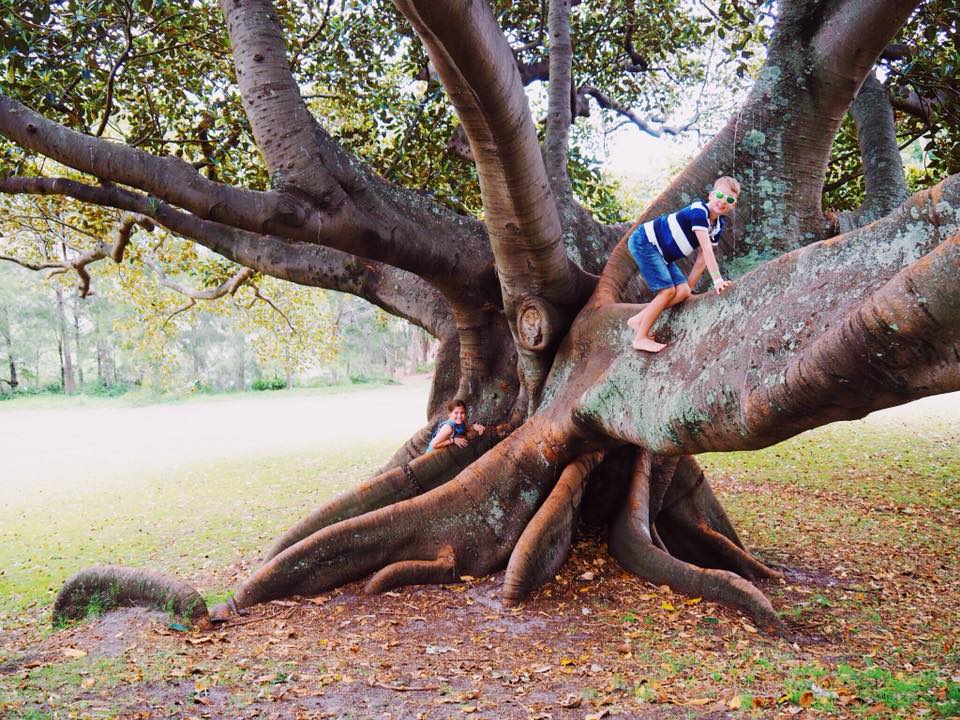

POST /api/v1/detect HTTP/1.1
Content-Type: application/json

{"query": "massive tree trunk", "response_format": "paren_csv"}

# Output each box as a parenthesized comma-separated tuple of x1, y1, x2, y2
(2, 0, 956, 633)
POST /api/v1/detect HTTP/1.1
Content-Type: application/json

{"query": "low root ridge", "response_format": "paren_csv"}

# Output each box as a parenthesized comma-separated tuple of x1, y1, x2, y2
(364, 547, 457, 594)
(502, 450, 604, 605)
(53, 565, 209, 627)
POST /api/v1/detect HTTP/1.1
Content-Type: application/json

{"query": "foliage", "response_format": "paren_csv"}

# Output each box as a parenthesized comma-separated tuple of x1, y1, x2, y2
(824, 2, 959, 210)
(251, 377, 287, 391)
(0, 0, 770, 231)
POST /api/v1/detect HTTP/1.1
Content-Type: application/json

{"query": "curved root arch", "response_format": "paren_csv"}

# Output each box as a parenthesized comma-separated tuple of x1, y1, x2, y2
(609, 452, 785, 634)
(264, 427, 503, 560)
(210, 414, 584, 620)
(502, 450, 605, 604)
(53, 565, 209, 627)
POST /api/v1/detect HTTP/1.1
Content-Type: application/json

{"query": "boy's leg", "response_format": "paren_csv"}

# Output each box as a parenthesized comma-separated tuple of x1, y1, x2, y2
(628, 282, 688, 331)
(665, 282, 691, 306)
(631, 286, 676, 352)
(626, 229, 678, 342)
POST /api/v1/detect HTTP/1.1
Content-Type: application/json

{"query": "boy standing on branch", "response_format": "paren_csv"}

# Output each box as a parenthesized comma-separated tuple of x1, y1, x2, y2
(626, 176, 739, 352)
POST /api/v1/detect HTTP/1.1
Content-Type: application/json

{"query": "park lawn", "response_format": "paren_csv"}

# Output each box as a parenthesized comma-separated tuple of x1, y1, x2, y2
(0, 439, 401, 623)
(1, 407, 959, 718)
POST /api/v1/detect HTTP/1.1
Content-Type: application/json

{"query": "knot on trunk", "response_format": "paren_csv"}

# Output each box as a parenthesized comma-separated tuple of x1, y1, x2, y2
(517, 296, 562, 352)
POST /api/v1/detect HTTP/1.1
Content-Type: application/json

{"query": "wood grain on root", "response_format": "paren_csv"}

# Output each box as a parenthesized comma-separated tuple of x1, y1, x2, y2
(502, 451, 605, 605)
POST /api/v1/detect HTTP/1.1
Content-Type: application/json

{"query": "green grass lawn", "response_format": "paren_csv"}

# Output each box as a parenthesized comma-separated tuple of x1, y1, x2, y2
(0, 380, 400, 413)
(0, 438, 400, 626)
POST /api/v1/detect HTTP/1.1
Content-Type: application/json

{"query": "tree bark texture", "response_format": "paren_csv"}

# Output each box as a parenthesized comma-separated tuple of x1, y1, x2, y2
(1, 0, 956, 633)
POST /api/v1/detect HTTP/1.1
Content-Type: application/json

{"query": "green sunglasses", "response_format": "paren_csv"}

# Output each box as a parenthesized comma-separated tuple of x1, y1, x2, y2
(714, 190, 738, 204)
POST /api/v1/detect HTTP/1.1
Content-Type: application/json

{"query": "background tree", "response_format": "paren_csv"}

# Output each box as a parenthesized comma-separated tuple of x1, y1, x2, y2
(2, 0, 958, 634)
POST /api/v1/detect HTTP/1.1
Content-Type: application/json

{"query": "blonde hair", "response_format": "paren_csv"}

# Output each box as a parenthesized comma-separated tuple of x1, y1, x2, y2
(714, 176, 741, 194)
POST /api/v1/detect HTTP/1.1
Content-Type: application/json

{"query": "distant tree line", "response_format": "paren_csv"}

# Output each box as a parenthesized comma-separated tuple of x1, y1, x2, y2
(0, 262, 436, 398)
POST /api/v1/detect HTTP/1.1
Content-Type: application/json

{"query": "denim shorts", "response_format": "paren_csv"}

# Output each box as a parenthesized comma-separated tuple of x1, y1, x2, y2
(628, 226, 687, 291)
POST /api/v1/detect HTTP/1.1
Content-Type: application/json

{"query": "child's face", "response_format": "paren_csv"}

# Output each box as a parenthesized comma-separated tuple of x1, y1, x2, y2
(449, 406, 466, 424)
(708, 182, 739, 216)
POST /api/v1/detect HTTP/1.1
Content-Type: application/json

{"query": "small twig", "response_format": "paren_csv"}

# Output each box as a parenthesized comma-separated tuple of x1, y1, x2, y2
(218, 609, 284, 628)
(372, 682, 440, 692)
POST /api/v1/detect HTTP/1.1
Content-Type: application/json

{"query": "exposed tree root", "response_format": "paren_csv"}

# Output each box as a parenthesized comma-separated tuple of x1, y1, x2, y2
(364, 546, 456, 594)
(371, 424, 436, 475)
(609, 451, 786, 635)
(52, 565, 208, 627)
(659, 510, 781, 581)
(264, 428, 502, 560)
(502, 450, 605, 605)
(650, 455, 778, 579)
(210, 414, 586, 621)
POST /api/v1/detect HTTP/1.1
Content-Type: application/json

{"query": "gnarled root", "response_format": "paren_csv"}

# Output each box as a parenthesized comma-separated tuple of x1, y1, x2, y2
(502, 450, 605, 605)
(213, 414, 585, 621)
(655, 456, 780, 580)
(610, 452, 786, 635)
(365, 546, 457, 594)
(53, 565, 208, 628)
(264, 428, 503, 561)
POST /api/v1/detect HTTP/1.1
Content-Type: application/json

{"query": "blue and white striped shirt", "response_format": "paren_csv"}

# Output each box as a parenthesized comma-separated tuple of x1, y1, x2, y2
(640, 201, 726, 264)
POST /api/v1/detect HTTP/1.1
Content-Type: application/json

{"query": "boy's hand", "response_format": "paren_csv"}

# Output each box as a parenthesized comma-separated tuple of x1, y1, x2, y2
(453, 437, 469, 448)
(714, 279, 734, 294)
(472, 423, 486, 435)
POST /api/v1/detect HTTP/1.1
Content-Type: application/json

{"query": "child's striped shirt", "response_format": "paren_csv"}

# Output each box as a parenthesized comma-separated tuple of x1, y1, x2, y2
(639, 201, 726, 263)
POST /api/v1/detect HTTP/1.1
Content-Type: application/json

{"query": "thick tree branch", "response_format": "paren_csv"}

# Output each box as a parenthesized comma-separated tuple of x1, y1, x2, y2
(575, 175, 960, 455)
(544, 0, 574, 206)
(0, 95, 312, 237)
(0, 96, 498, 309)
(216, 0, 351, 203)
(590, 0, 924, 308)
(830, 73, 908, 233)
(216, 0, 501, 309)
(0, 176, 456, 339)
(393, 0, 589, 309)
(394, 0, 595, 410)
(811, 0, 922, 92)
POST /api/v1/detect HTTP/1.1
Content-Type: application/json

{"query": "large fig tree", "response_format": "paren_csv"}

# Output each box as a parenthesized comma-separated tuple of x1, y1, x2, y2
(2, 0, 958, 634)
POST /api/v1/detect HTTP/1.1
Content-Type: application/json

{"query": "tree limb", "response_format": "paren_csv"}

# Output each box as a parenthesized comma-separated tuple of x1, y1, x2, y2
(578, 86, 700, 137)
(544, 0, 574, 206)
(575, 175, 960, 455)
(0, 175, 456, 338)
(0, 212, 152, 297)
(829, 73, 909, 233)
(0, 96, 498, 305)
(393, 0, 595, 410)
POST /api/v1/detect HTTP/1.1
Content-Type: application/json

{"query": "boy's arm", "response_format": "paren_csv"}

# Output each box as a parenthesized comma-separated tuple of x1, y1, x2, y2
(687, 251, 707, 289)
(694, 229, 733, 294)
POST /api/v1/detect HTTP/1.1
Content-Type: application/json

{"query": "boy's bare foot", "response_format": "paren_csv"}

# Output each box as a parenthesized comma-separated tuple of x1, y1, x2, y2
(627, 314, 644, 331)
(632, 336, 667, 352)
